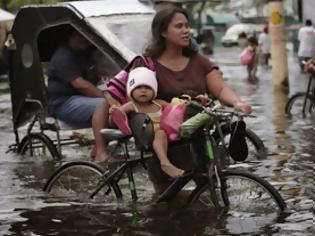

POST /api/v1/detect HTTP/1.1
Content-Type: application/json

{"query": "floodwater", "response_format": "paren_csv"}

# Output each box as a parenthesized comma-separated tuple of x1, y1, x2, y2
(0, 47, 314, 235)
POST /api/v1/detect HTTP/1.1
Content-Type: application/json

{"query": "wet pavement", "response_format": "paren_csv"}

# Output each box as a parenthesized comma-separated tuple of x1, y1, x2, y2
(0, 47, 314, 235)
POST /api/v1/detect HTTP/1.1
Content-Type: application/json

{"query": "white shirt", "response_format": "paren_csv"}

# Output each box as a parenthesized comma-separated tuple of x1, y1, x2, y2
(298, 26, 315, 57)
(258, 32, 271, 54)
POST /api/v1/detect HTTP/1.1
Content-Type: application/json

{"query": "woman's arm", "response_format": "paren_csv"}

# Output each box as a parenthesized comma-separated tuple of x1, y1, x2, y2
(206, 70, 252, 113)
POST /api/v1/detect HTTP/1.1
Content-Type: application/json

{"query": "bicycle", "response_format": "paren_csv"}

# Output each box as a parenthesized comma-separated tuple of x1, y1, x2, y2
(285, 74, 315, 118)
(44, 104, 286, 214)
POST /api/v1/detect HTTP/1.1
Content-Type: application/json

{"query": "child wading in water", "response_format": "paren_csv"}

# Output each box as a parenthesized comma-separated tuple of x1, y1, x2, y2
(246, 36, 259, 81)
(111, 67, 184, 178)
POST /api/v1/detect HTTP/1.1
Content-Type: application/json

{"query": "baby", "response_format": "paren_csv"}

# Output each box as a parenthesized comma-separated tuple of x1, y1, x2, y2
(112, 67, 184, 178)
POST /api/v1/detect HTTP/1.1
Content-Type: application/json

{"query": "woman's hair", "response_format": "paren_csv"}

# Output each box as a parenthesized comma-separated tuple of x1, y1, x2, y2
(145, 7, 197, 58)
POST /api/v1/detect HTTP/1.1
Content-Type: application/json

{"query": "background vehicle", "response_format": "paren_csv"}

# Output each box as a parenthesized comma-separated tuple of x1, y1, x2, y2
(221, 23, 262, 47)
(7, 0, 155, 159)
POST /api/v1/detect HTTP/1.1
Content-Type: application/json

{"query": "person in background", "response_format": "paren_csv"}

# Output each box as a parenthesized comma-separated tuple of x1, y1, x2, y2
(245, 36, 259, 82)
(127, 7, 252, 193)
(0, 31, 9, 76)
(258, 24, 271, 66)
(238, 32, 248, 49)
(47, 29, 108, 162)
(297, 19, 315, 72)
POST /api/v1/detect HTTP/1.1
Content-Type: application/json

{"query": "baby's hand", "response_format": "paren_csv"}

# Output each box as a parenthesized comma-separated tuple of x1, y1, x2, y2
(194, 94, 208, 106)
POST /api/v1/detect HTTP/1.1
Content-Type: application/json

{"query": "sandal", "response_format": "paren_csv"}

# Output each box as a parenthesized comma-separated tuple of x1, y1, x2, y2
(111, 108, 132, 135)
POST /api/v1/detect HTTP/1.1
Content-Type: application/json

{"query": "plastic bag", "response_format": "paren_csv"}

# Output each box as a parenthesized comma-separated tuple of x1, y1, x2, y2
(240, 48, 253, 65)
(160, 103, 186, 141)
(180, 112, 213, 138)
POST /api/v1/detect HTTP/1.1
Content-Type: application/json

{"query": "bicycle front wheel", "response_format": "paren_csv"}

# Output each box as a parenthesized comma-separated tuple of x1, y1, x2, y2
(44, 161, 121, 203)
(220, 170, 286, 213)
(189, 169, 286, 213)
(285, 92, 315, 118)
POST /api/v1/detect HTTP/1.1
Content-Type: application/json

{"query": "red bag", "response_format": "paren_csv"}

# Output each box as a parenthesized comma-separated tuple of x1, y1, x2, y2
(105, 55, 155, 104)
(240, 48, 253, 65)
(160, 103, 186, 141)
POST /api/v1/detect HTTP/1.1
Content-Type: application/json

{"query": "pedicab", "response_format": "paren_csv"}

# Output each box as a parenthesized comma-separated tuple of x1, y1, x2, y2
(6, 0, 155, 159)
(6, 0, 266, 161)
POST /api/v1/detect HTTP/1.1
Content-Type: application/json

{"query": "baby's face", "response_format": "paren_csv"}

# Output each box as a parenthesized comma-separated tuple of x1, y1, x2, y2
(132, 85, 154, 103)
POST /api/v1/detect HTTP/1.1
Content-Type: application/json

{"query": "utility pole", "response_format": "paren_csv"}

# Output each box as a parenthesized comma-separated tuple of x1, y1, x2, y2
(269, 0, 289, 90)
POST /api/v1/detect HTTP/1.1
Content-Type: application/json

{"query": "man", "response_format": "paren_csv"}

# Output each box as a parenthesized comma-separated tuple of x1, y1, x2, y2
(297, 19, 315, 72)
(258, 24, 271, 66)
(47, 29, 108, 161)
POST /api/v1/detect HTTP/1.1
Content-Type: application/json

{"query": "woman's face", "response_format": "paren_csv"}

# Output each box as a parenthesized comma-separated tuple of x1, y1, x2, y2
(162, 12, 191, 47)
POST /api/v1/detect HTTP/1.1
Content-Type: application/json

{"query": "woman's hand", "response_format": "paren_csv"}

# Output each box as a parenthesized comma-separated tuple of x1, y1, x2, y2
(305, 58, 315, 74)
(233, 101, 252, 114)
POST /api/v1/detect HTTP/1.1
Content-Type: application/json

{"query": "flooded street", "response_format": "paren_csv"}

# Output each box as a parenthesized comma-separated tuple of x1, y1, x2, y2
(0, 47, 314, 235)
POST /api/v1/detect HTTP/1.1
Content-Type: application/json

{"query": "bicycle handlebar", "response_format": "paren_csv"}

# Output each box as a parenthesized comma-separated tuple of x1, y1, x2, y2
(187, 101, 256, 119)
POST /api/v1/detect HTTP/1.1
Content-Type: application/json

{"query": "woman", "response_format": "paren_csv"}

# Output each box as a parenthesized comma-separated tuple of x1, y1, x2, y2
(128, 7, 252, 192)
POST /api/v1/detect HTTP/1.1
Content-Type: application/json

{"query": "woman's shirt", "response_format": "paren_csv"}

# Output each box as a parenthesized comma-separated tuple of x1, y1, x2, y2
(133, 53, 219, 102)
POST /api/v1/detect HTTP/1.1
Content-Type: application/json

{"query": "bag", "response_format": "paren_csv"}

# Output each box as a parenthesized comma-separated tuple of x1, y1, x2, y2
(180, 112, 212, 139)
(240, 48, 253, 65)
(105, 55, 155, 105)
(160, 103, 186, 141)
(228, 121, 248, 162)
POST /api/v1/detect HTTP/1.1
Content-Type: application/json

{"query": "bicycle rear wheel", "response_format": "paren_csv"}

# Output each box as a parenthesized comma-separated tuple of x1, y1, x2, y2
(44, 161, 121, 203)
(189, 169, 286, 213)
(219, 170, 286, 213)
(285, 92, 315, 118)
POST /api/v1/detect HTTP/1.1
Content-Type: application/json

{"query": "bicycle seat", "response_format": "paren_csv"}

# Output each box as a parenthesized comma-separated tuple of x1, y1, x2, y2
(100, 128, 130, 141)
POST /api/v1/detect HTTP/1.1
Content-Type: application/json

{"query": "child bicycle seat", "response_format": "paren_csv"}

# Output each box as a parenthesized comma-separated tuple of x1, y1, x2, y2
(128, 113, 155, 151)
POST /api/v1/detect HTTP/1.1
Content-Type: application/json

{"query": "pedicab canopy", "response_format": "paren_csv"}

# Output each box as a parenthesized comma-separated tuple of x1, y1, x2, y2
(8, 0, 155, 131)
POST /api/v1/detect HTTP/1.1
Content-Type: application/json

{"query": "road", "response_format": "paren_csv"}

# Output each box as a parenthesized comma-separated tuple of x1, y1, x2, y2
(0, 47, 313, 235)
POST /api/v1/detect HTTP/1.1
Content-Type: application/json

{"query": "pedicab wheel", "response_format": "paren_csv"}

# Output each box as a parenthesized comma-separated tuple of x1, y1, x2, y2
(285, 92, 315, 118)
(18, 132, 61, 160)
(189, 169, 286, 213)
(43, 161, 121, 203)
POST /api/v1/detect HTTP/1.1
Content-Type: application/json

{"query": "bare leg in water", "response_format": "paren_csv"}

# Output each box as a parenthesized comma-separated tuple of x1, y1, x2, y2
(153, 129, 184, 178)
(93, 102, 110, 162)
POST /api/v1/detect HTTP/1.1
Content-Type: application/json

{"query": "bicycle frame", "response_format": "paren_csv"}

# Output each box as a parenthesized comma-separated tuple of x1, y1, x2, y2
(94, 107, 253, 203)
(89, 140, 150, 201)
